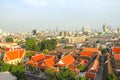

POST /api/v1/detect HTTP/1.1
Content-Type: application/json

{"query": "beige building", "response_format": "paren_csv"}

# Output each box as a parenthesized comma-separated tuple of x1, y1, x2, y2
(68, 35, 89, 44)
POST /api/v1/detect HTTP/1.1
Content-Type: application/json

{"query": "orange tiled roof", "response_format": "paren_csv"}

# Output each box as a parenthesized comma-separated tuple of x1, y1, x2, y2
(56, 54, 76, 66)
(25, 54, 55, 69)
(31, 53, 45, 62)
(89, 60, 99, 72)
(80, 51, 93, 57)
(114, 54, 120, 60)
(39, 56, 55, 69)
(112, 47, 120, 52)
(74, 50, 80, 53)
(83, 48, 99, 52)
(80, 60, 88, 66)
(4, 49, 25, 61)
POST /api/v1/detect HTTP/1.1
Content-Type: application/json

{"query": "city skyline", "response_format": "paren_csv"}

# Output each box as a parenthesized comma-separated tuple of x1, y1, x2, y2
(0, 0, 120, 32)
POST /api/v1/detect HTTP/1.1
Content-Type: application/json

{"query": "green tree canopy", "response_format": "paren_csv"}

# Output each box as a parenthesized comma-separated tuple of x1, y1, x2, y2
(105, 73, 118, 80)
(77, 64, 86, 72)
(25, 38, 38, 51)
(5, 37, 14, 42)
(38, 39, 57, 51)
(99, 48, 108, 54)
(25, 38, 57, 52)
(45, 67, 85, 80)
(0, 63, 26, 80)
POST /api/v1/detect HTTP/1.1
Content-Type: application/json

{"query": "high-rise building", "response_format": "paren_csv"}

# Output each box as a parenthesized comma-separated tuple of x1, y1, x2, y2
(102, 23, 110, 33)
(82, 26, 91, 34)
(32, 29, 39, 35)
(117, 28, 120, 33)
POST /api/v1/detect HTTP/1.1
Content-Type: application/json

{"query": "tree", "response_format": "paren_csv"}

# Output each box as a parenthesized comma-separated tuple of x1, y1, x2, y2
(5, 37, 14, 42)
(25, 38, 38, 51)
(45, 67, 82, 80)
(99, 48, 108, 54)
(77, 64, 86, 72)
(26, 52, 35, 59)
(63, 46, 71, 49)
(0, 63, 26, 80)
(105, 73, 118, 80)
(38, 39, 57, 52)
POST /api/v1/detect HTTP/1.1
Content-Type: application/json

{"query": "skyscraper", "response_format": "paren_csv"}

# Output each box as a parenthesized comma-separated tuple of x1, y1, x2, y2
(102, 23, 110, 33)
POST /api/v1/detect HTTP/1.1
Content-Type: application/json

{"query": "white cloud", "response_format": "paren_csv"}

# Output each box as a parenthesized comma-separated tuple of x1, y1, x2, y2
(22, 0, 48, 7)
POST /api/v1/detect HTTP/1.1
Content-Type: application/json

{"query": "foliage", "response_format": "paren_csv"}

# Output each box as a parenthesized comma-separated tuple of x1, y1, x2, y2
(28, 65, 40, 75)
(105, 73, 118, 80)
(38, 39, 57, 51)
(25, 38, 57, 52)
(0, 63, 26, 80)
(26, 52, 35, 59)
(42, 49, 48, 55)
(45, 67, 84, 80)
(99, 48, 108, 54)
(75, 76, 87, 80)
(63, 46, 71, 49)
(17, 40, 24, 45)
(25, 38, 39, 51)
(77, 64, 85, 72)
(5, 37, 14, 42)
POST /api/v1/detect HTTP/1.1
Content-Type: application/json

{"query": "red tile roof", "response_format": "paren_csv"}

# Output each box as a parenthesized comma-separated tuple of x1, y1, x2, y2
(114, 54, 120, 60)
(83, 48, 99, 52)
(89, 60, 99, 72)
(4, 49, 25, 61)
(112, 47, 120, 52)
(31, 53, 45, 62)
(85, 72, 95, 79)
(80, 51, 93, 57)
(25, 54, 55, 69)
(5, 48, 10, 51)
(74, 50, 80, 53)
(80, 60, 88, 66)
(56, 54, 76, 66)
(39, 56, 55, 69)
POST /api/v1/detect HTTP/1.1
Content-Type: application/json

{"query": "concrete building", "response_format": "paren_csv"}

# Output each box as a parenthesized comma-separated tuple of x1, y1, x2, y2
(32, 29, 39, 35)
(68, 35, 88, 44)
(82, 26, 91, 35)
(102, 23, 110, 33)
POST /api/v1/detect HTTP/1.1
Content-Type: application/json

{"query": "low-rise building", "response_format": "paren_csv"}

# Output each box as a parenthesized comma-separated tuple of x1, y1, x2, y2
(3, 49, 26, 65)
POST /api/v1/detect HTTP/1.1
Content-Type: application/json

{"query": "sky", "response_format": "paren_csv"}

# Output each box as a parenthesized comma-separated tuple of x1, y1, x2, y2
(0, 0, 120, 32)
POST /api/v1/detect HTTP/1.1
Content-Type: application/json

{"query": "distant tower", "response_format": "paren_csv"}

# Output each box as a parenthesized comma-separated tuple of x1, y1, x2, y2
(56, 27, 59, 32)
(32, 29, 39, 35)
(60, 31, 65, 36)
(82, 26, 91, 34)
(102, 23, 110, 33)
(117, 27, 120, 33)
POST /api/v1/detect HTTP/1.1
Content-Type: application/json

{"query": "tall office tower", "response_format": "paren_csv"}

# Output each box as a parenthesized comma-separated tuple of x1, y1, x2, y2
(60, 31, 65, 36)
(102, 23, 110, 33)
(82, 26, 91, 34)
(32, 29, 39, 35)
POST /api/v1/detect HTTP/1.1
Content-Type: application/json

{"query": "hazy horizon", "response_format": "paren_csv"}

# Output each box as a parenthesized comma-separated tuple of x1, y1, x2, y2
(0, 0, 120, 32)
